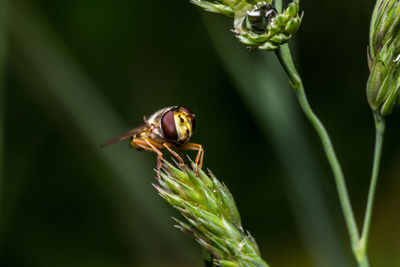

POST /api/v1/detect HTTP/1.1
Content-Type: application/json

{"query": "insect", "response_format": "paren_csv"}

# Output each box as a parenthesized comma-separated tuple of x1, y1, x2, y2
(101, 106, 203, 176)
(246, 3, 277, 34)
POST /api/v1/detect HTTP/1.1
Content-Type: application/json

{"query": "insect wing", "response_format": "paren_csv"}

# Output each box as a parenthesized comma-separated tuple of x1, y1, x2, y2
(101, 125, 147, 147)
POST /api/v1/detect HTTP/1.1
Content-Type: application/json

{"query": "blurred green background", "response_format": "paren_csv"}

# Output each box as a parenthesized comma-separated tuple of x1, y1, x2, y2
(1, 0, 400, 266)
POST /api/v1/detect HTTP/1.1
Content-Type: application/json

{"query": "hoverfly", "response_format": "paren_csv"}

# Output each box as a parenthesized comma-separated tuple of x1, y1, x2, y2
(101, 106, 203, 176)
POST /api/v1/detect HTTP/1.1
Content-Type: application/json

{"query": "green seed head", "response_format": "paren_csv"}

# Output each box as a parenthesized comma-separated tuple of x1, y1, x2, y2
(367, 0, 400, 116)
(191, 0, 302, 51)
(190, 0, 236, 17)
(155, 160, 269, 266)
(190, 0, 257, 17)
(234, 0, 302, 51)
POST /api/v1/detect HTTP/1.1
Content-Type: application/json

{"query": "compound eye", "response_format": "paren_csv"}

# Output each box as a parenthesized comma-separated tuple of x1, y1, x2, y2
(189, 113, 195, 131)
(179, 106, 190, 114)
(179, 107, 195, 131)
(161, 110, 178, 140)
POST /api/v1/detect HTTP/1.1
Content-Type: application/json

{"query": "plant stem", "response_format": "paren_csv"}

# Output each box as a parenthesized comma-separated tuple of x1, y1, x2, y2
(360, 111, 385, 255)
(275, 44, 369, 267)
(204, 15, 350, 266)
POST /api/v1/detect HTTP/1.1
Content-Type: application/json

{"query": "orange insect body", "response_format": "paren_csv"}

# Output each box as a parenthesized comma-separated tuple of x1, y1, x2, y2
(102, 106, 203, 176)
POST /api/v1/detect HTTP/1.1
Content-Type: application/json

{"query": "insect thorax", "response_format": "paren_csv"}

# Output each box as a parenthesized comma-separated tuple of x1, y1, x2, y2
(146, 107, 172, 143)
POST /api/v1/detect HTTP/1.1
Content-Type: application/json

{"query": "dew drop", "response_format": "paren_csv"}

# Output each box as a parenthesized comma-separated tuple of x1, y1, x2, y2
(395, 54, 400, 63)
(237, 240, 245, 252)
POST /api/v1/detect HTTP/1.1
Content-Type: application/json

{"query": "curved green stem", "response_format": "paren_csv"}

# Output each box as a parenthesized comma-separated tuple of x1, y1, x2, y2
(275, 44, 369, 267)
(360, 111, 385, 254)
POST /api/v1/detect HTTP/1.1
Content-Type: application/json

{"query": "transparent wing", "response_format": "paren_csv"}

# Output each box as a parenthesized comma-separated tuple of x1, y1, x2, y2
(101, 125, 147, 147)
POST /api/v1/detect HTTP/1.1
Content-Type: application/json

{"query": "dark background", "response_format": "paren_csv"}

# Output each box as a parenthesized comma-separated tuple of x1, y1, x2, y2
(1, 0, 400, 266)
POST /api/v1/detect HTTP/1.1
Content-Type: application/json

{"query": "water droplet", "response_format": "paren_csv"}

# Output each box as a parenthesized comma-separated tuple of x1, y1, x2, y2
(394, 54, 400, 63)
(235, 240, 246, 255)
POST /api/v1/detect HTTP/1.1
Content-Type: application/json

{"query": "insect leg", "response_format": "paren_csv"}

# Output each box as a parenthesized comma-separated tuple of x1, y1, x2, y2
(131, 140, 154, 152)
(132, 138, 163, 179)
(143, 138, 165, 178)
(179, 142, 204, 173)
(163, 143, 185, 166)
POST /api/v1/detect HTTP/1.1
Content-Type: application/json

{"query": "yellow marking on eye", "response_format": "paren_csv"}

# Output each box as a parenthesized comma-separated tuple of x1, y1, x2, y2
(174, 110, 192, 141)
